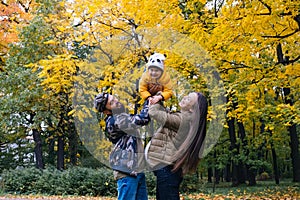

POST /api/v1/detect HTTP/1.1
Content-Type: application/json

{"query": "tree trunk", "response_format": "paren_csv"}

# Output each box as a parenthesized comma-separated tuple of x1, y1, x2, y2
(247, 167, 257, 186)
(289, 124, 300, 182)
(32, 129, 44, 169)
(69, 123, 78, 166)
(237, 122, 247, 185)
(228, 117, 240, 186)
(271, 141, 280, 184)
(228, 118, 236, 150)
(57, 135, 64, 170)
(248, 119, 257, 186)
(224, 164, 231, 182)
(48, 138, 55, 166)
(277, 44, 300, 182)
(27, 113, 44, 169)
(238, 164, 247, 184)
(267, 129, 280, 184)
(282, 88, 300, 182)
(215, 168, 220, 184)
(227, 116, 240, 186)
(231, 161, 239, 186)
(238, 121, 256, 185)
(214, 150, 220, 184)
(208, 167, 213, 183)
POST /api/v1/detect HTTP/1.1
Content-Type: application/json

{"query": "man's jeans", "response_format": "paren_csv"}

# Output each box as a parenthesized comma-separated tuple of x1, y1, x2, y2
(154, 165, 183, 200)
(117, 173, 148, 200)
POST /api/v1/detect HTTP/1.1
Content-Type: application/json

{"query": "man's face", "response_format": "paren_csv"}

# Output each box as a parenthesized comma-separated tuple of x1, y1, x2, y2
(105, 95, 125, 114)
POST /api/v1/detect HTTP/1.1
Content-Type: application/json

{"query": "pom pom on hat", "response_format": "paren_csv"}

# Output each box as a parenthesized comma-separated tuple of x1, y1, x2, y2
(151, 53, 166, 61)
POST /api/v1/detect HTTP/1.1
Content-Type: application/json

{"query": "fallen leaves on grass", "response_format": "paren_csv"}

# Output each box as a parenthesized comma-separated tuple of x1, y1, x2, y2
(0, 195, 116, 200)
(182, 186, 300, 200)
(0, 187, 299, 200)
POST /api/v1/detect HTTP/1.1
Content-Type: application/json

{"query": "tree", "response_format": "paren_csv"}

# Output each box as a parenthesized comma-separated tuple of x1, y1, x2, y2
(194, 0, 300, 183)
(0, 4, 66, 170)
(0, 0, 35, 71)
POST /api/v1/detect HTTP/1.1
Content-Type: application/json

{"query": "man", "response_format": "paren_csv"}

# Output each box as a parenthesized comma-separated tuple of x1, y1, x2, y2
(94, 92, 150, 200)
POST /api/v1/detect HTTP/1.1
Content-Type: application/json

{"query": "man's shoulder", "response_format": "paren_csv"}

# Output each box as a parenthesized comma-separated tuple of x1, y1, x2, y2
(115, 113, 132, 118)
(105, 115, 114, 123)
(106, 113, 130, 120)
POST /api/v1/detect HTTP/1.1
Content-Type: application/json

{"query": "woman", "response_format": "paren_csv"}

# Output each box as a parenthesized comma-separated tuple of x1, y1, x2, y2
(145, 92, 208, 200)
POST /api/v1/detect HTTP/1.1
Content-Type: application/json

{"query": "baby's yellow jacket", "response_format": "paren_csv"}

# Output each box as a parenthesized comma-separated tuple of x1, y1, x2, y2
(139, 68, 173, 101)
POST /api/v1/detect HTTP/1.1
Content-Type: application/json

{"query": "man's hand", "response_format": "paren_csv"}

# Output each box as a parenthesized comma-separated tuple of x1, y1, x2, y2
(149, 95, 163, 105)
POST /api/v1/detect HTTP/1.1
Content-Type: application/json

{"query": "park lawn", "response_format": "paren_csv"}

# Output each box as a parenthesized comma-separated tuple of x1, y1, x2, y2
(0, 195, 117, 200)
(0, 180, 299, 199)
(184, 187, 300, 199)
(0, 189, 299, 200)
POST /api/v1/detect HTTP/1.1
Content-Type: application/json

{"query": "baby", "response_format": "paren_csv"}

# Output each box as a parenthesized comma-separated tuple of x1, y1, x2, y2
(139, 53, 173, 105)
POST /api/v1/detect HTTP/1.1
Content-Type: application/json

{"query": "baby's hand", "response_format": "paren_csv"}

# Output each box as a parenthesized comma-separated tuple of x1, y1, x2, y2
(149, 95, 162, 104)
(148, 97, 153, 104)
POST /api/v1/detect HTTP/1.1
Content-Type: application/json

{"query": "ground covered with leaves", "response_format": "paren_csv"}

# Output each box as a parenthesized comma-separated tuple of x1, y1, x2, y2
(0, 187, 299, 200)
(184, 186, 300, 199)
(1, 181, 299, 200)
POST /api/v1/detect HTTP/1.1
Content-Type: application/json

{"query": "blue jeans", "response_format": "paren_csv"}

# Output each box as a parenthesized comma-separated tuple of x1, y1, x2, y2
(154, 165, 183, 200)
(117, 173, 148, 200)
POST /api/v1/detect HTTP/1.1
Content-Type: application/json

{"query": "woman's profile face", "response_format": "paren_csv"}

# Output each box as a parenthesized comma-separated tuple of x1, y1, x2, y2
(179, 92, 198, 111)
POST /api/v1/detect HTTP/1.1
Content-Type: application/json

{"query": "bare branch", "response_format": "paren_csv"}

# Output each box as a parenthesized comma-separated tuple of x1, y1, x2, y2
(262, 29, 299, 39)
(294, 14, 300, 29)
(94, 18, 132, 36)
(219, 60, 251, 73)
(275, 55, 300, 65)
(18, 0, 29, 12)
(289, 55, 300, 64)
(258, 0, 271, 14)
(1, 0, 8, 6)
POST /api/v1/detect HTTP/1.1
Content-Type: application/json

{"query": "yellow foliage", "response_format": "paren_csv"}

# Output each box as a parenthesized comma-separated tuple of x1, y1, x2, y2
(67, 109, 76, 116)
(43, 40, 59, 45)
(20, 0, 299, 157)
(31, 54, 79, 95)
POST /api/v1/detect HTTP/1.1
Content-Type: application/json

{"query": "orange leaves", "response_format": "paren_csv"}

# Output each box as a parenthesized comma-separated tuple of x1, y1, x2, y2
(0, 0, 36, 71)
(0, 1, 34, 43)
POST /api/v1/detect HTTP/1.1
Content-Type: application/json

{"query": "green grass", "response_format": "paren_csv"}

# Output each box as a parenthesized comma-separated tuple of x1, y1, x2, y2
(0, 179, 299, 200)
(180, 179, 300, 199)
(199, 179, 298, 192)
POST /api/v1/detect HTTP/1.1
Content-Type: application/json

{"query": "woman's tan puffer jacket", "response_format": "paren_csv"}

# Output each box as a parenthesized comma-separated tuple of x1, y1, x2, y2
(145, 104, 192, 169)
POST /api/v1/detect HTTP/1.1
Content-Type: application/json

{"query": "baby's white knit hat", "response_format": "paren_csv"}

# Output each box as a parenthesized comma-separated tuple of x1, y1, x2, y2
(146, 53, 166, 71)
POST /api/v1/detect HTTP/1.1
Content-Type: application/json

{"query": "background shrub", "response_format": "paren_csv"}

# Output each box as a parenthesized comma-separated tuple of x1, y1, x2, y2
(145, 172, 156, 196)
(181, 173, 205, 193)
(1, 167, 43, 194)
(0, 167, 206, 197)
(0, 166, 117, 196)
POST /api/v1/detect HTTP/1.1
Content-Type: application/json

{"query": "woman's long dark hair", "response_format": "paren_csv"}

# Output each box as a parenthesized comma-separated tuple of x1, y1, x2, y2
(172, 92, 208, 175)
